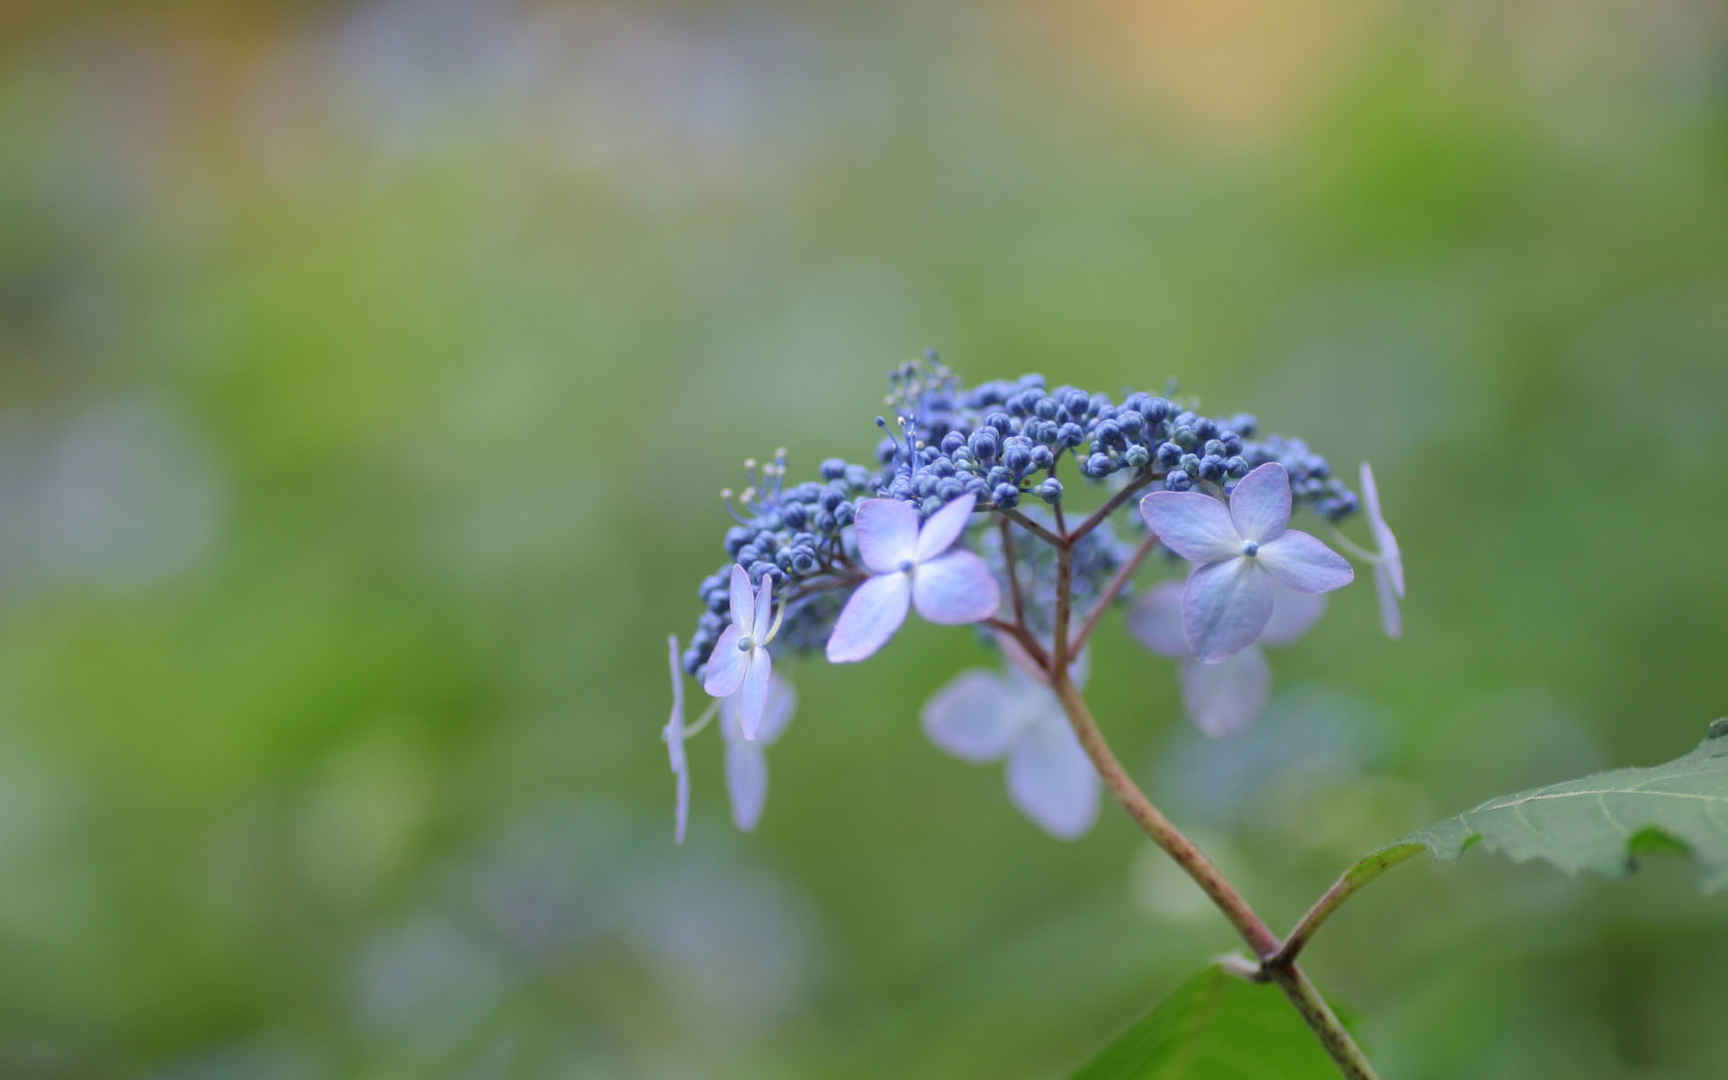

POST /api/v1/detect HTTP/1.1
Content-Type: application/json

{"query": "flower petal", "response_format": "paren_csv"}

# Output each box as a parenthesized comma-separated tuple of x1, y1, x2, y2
(912, 550, 1000, 624)
(1182, 558, 1274, 662)
(1360, 462, 1404, 598)
(1228, 462, 1292, 544)
(853, 498, 920, 574)
(755, 676, 797, 745)
(752, 571, 774, 640)
(1139, 492, 1241, 563)
(914, 493, 977, 562)
(1374, 561, 1403, 640)
(1006, 715, 1100, 840)
(1127, 581, 1191, 658)
(1256, 530, 1355, 594)
(1259, 588, 1328, 647)
(725, 739, 769, 831)
(728, 563, 756, 636)
(1180, 650, 1269, 738)
(665, 635, 688, 845)
(922, 670, 1022, 761)
(734, 646, 772, 740)
(702, 624, 747, 696)
(825, 572, 911, 663)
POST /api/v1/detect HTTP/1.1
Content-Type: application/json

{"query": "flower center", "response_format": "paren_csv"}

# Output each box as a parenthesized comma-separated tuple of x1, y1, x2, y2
(1241, 541, 1259, 557)
(898, 558, 916, 574)
(736, 635, 754, 652)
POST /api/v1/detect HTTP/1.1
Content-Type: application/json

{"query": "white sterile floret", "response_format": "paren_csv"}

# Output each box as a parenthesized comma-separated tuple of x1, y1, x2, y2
(1139, 462, 1353, 662)
(825, 493, 1001, 663)
(921, 636, 1099, 840)
(1359, 462, 1405, 640)
(1129, 582, 1326, 737)
(703, 564, 781, 739)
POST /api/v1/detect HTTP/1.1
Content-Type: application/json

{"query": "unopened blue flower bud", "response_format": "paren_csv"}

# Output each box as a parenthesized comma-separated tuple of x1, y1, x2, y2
(833, 501, 854, 526)
(1198, 454, 1225, 482)
(820, 458, 848, 480)
(1057, 422, 1084, 448)
(1030, 445, 1055, 470)
(1179, 453, 1201, 475)
(1224, 455, 1248, 478)
(1003, 445, 1032, 474)
(968, 429, 999, 464)
(1164, 469, 1192, 491)
(1125, 444, 1150, 468)
(1036, 478, 1064, 503)
(1155, 441, 1183, 468)
(1034, 396, 1059, 421)
(940, 431, 966, 455)
(1171, 425, 1197, 450)
(984, 411, 1013, 435)
(992, 483, 1020, 508)
(1085, 453, 1117, 477)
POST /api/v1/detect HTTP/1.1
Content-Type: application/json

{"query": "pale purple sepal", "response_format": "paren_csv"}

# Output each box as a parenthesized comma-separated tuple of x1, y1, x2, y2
(1183, 559, 1275, 662)
(853, 498, 920, 574)
(1255, 530, 1354, 594)
(735, 645, 772, 740)
(915, 493, 977, 562)
(665, 635, 689, 845)
(721, 676, 795, 832)
(825, 572, 911, 663)
(1127, 582, 1190, 658)
(1228, 462, 1293, 543)
(1006, 719, 1100, 841)
(728, 564, 756, 636)
(1360, 462, 1404, 639)
(1260, 588, 1327, 646)
(1139, 491, 1240, 563)
(1180, 649, 1270, 738)
(702, 624, 748, 696)
(922, 671, 1021, 761)
(912, 550, 1000, 624)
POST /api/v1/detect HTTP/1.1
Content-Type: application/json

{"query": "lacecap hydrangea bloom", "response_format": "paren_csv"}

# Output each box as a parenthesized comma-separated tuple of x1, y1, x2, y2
(658, 355, 1401, 841)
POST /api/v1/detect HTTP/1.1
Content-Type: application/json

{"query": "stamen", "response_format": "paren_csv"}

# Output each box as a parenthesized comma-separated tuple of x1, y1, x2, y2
(1242, 541, 1259, 557)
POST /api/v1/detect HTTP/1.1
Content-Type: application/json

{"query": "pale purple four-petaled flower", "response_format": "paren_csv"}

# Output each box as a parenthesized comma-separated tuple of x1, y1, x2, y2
(704, 564, 779, 739)
(1129, 582, 1326, 738)
(1360, 462, 1404, 640)
(1139, 462, 1353, 662)
(825, 493, 1001, 663)
(921, 636, 1099, 839)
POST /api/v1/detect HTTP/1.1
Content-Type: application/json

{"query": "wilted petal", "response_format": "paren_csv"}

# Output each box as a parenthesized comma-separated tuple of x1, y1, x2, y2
(734, 647, 772, 740)
(1259, 589, 1328, 647)
(1374, 562, 1403, 640)
(1127, 582, 1191, 658)
(914, 493, 977, 562)
(853, 499, 920, 574)
(912, 550, 1000, 624)
(1360, 462, 1404, 598)
(665, 635, 688, 845)
(1228, 463, 1292, 544)
(825, 572, 912, 662)
(725, 740, 769, 831)
(1006, 716, 1100, 840)
(1140, 492, 1241, 563)
(755, 676, 797, 745)
(702, 624, 748, 696)
(922, 670, 1021, 761)
(1183, 558, 1274, 662)
(1180, 649, 1269, 738)
(752, 572, 775, 640)
(728, 563, 756, 636)
(1256, 531, 1354, 594)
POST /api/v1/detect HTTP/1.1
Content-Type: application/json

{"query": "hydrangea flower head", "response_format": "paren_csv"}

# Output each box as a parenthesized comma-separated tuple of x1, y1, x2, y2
(825, 493, 1000, 663)
(703, 564, 781, 738)
(1139, 462, 1353, 662)
(664, 634, 689, 845)
(921, 636, 1100, 839)
(1129, 582, 1325, 737)
(1359, 462, 1404, 640)
(722, 675, 796, 831)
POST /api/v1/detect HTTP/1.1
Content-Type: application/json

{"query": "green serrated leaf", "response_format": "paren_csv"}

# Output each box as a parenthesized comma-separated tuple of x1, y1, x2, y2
(1072, 967, 1344, 1079)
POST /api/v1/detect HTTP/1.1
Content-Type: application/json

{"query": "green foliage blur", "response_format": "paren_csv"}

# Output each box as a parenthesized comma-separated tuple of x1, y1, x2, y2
(1, 2, 1725, 1076)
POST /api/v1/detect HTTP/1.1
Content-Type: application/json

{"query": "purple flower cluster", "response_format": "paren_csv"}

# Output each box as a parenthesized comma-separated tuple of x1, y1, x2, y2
(662, 358, 1402, 843)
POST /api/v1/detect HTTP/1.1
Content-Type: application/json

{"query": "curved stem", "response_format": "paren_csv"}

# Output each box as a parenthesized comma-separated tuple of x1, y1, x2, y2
(1048, 675, 1379, 1080)
(1069, 533, 1158, 655)
(1267, 843, 1425, 971)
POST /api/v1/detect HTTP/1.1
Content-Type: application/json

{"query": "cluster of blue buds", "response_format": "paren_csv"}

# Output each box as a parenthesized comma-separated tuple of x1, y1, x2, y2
(665, 355, 1403, 844)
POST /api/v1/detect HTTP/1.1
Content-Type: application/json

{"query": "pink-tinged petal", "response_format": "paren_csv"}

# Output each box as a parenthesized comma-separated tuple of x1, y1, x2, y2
(1182, 558, 1275, 662)
(1374, 562, 1403, 640)
(725, 740, 769, 831)
(912, 550, 1000, 624)
(1127, 582, 1191, 658)
(1256, 530, 1354, 594)
(1259, 589, 1328, 647)
(853, 498, 920, 574)
(922, 671, 1022, 761)
(755, 676, 797, 745)
(825, 572, 911, 663)
(914, 493, 977, 562)
(728, 564, 756, 636)
(1006, 716, 1100, 840)
(665, 635, 688, 845)
(702, 624, 748, 696)
(1228, 462, 1292, 544)
(1140, 491, 1241, 563)
(1180, 650, 1269, 738)
(1360, 462, 1404, 598)
(734, 647, 772, 740)
(752, 572, 774, 640)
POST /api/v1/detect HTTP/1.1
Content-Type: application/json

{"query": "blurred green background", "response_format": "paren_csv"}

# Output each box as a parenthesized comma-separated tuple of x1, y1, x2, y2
(1, 1, 1725, 1076)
